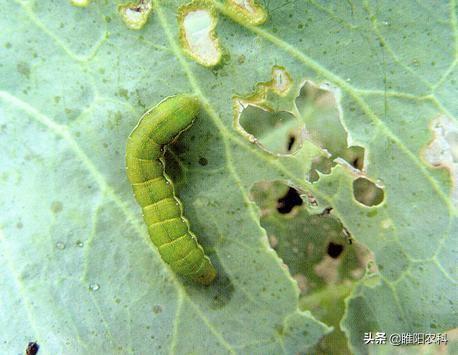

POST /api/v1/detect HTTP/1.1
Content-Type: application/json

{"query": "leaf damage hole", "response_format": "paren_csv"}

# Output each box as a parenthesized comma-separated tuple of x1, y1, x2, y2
(277, 187, 303, 214)
(118, 0, 153, 30)
(70, 0, 90, 7)
(352, 177, 384, 207)
(250, 180, 373, 300)
(296, 81, 365, 178)
(351, 155, 363, 170)
(423, 114, 458, 206)
(178, 3, 222, 67)
(224, 0, 268, 25)
(271, 66, 292, 96)
(327, 242, 344, 258)
(233, 65, 301, 154)
(239, 106, 304, 154)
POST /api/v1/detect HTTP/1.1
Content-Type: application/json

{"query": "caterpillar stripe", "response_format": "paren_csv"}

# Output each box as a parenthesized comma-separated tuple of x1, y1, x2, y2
(126, 94, 217, 285)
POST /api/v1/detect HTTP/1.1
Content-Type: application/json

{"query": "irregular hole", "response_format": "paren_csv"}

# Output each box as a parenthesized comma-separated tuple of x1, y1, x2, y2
(239, 106, 304, 154)
(277, 187, 303, 214)
(70, 0, 90, 7)
(271, 66, 292, 96)
(327, 242, 344, 258)
(224, 0, 268, 25)
(296, 81, 345, 155)
(250, 179, 374, 319)
(346, 146, 365, 170)
(295, 81, 365, 174)
(178, 3, 222, 67)
(118, 0, 153, 30)
(233, 65, 293, 111)
(308, 156, 333, 182)
(423, 114, 457, 206)
(233, 66, 304, 155)
(353, 177, 384, 206)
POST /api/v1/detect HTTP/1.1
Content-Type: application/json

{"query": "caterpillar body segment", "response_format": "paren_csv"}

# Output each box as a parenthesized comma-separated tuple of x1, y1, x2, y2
(126, 95, 217, 285)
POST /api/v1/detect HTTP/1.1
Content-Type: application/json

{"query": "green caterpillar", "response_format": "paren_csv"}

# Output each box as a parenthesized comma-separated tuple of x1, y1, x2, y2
(126, 94, 217, 285)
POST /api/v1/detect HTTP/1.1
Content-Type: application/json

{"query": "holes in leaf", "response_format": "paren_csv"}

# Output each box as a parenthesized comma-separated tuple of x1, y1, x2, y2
(423, 114, 458, 206)
(238, 106, 304, 154)
(270, 66, 292, 95)
(234, 65, 300, 154)
(346, 146, 365, 170)
(295, 81, 365, 175)
(178, 4, 222, 67)
(296, 82, 346, 154)
(327, 242, 344, 258)
(353, 177, 384, 206)
(71, 0, 90, 7)
(250, 179, 373, 312)
(224, 0, 268, 25)
(277, 187, 303, 214)
(118, 0, 153, 30)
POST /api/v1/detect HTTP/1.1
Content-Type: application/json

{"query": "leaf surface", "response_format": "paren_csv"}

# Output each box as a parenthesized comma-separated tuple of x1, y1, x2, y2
(0, 1, 456, 354)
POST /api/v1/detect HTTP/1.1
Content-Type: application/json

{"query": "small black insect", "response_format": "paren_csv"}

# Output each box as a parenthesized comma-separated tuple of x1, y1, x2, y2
(318, 207, 333, 216)
(25, 342, 39, 355)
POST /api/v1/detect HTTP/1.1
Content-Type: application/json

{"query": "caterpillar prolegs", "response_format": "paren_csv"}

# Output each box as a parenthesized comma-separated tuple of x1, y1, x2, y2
(126, 95, 217, 285)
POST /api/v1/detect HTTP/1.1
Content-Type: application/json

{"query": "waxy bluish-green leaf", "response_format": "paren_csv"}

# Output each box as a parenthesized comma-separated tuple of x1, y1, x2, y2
(0, 1, 455, 354)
